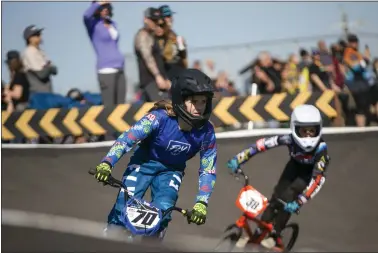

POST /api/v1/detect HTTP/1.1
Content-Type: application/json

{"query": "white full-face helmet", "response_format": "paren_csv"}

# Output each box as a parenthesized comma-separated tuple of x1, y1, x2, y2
(290, 104, 323, 152)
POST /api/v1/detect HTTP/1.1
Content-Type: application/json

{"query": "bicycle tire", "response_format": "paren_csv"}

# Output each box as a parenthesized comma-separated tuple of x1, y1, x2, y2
(281, 223, 299, 251)
(213, 224, 242, 252)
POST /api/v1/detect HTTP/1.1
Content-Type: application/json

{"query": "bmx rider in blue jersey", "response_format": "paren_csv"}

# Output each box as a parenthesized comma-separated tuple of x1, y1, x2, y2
(92, 68, 217, 239)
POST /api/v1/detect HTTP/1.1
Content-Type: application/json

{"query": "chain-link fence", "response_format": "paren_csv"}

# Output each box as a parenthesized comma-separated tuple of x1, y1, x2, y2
(123, 32, 378, 102)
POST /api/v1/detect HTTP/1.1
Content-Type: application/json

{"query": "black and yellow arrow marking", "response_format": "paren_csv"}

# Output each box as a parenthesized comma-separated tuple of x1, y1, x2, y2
(107, 104, 131, 132)
(15, 110, 39, 139)
(62, 108, 83, 136)
(290, 91, 312, 110)
(39, 108, 63, 138)
(213, 96, 239, 125)
(315, 90, 337, 117)
(264, 93, 290, 121)
(79, 106, 106, 135)
(2, 111, 15, 140)
(239, 95, 264, 122)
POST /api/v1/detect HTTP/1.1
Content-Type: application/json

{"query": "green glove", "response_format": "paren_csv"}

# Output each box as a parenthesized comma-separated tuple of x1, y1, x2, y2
(95, 162, 111, 183)
(188, 202, 207, 225)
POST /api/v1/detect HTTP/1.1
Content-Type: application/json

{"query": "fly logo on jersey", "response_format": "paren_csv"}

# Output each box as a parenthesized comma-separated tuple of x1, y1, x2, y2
(166, 140, 191, 156)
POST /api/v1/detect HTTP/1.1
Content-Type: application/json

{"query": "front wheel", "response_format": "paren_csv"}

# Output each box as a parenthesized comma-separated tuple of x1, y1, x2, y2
(281, 223, 299, 252)
(213, 224, 242, 252)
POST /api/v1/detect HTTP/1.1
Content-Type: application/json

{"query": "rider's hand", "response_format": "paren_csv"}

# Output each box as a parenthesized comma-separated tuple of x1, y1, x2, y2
(227, 157, 240, 174)
(95, 162, 112, 183)
(284, 201, 300, 214)
(188, 202, 207, 225)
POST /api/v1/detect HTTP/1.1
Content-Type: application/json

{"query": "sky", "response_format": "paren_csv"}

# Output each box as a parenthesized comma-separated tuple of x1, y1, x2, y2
(1, 1, 378, 101)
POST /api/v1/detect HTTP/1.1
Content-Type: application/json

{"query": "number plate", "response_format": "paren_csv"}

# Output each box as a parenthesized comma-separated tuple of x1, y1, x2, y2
(236, 185, 268, 218)
(126, 206, 161, 230)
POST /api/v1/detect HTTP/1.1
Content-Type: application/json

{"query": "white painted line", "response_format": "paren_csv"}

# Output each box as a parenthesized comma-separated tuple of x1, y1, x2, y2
(2, 127, 378, 149)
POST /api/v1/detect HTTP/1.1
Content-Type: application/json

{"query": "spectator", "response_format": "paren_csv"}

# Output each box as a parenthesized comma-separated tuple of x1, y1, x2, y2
(21, 25, 57, 94)
(298, 49, 311, 72)
(252, 52, 281, 94)
(372, 58, 378, 80)
(330, 44, 345, 90)
(158, 5, 188, 74)
(134, 7, 170, 102)
(297, 49, 312, 93)
(308, 49, 334, 92)
(83, 0, 126, 106)
(214, 70, 229, 92)
(282, 54, 299, 94)
(4, 50, 30, 112)
(317, 40, 334, 73)
(192, 60, 202, 71)
(343, 34, 372, 126)
(204, 59, 218, 81)
(369, 58, 378, 122)
(2, 80, 13, 113)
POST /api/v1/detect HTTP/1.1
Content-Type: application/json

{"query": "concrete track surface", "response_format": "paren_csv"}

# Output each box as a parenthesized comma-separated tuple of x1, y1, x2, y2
(2, 132, 378, 252)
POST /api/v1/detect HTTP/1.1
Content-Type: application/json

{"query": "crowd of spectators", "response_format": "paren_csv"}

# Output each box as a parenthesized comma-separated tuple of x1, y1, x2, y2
(240, 35, 378, 127)
(2, 1, 378, 144)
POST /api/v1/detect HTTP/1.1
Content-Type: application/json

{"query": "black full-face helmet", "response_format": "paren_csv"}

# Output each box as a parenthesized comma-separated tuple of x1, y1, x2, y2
(170, 68, 215, 129)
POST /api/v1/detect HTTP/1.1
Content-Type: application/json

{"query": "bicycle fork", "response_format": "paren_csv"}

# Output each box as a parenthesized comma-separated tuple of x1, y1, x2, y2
(234, 215, 274, 248)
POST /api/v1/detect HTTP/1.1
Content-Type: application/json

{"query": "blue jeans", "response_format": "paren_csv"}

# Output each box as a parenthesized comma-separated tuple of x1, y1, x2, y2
(107, 160, 184, 232)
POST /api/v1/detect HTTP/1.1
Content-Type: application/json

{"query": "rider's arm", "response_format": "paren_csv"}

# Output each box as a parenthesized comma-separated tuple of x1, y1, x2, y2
(234, 135, 292, 165)
(100, 111, 160, 168)
(196, 127, 217, 205)
(298, 142, 330, 205)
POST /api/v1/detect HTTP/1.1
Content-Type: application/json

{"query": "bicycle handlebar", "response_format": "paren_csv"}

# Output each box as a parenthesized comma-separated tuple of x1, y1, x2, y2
(88, 168, 193, 219)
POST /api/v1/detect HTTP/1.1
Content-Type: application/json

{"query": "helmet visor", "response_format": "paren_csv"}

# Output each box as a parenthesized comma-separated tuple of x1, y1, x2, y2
(295, 125, 321, 138)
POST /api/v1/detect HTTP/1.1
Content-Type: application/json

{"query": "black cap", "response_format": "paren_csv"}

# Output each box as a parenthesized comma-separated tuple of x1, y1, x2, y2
(299, 48, 309, 57)
(144, 7, 162, 21)
(347, 34, 359, 43)
(5, 50, 20, 63)
(23, 25, 44, 41)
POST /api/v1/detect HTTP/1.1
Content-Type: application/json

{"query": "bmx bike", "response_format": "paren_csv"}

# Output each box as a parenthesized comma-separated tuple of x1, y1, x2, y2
(88, 168, 192, 241)
(214, 168, 299, 252)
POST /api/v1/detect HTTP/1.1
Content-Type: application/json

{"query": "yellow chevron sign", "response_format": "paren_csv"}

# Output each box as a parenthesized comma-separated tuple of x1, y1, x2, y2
(63, 108, 82, 136)
(108, 104, 131, 132)
(39, 108, 63, 138)
(2, 111, 15, 140)
(213, 96, 238, 125)
(265, 93, 290, 121)
(80, 106, 106, 135)
(239, 95, 264, 122)
(290, 91, 312, 110)
(15, 110, 39, 139)
(316, 90, 337, 117)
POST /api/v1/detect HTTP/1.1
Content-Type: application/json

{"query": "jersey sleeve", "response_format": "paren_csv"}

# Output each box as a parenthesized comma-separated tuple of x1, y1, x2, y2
(298, 142, 330, 205)
(234, 135, 291, 165)
(196, 125, 217, 205)
(101, 111, 161, 167)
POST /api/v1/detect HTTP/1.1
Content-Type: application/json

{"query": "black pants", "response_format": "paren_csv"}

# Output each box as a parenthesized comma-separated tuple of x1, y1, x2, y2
(260, 159, 313, 235)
